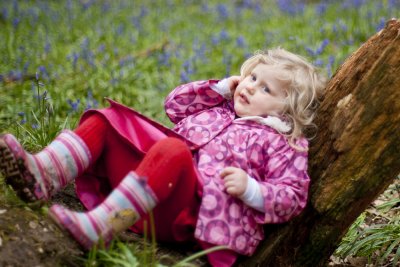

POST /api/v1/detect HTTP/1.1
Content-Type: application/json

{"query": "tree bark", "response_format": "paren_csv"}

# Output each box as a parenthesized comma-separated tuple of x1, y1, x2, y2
(239, 18, 400, 267)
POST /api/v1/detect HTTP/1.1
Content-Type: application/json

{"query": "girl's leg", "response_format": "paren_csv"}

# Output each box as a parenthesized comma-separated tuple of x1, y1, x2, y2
(0, 114, 106, 202)
(49, 137, 199, 249)
(134, 137, 199, 242)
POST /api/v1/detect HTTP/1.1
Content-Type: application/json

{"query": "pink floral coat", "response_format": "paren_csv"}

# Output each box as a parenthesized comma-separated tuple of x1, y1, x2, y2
(164, 80, 310, 255)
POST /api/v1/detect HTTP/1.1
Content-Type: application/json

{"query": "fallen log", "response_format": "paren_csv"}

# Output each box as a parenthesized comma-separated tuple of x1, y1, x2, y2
(240, 18, 400, 267)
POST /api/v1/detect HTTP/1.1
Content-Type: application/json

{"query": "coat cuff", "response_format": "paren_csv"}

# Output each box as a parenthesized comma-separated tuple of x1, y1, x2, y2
(209, 78, 232, 100)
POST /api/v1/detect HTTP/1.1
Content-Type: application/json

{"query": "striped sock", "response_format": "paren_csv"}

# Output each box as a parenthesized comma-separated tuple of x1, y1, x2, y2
(49, 171, 158, 249)
(28, 130, 92, 198)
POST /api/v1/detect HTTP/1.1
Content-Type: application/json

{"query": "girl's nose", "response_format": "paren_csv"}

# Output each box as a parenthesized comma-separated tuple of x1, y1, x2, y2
(246, 84, 255, 94)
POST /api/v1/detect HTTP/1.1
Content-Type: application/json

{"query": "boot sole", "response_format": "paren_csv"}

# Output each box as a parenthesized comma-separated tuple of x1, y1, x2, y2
(0, 136, 39, 202)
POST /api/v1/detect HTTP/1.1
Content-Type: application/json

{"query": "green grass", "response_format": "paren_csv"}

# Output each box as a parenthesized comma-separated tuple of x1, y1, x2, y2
(1, 0, 400, 265)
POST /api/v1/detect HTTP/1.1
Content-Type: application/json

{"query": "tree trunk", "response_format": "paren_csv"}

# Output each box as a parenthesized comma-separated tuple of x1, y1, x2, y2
(239, 18, 400, 267)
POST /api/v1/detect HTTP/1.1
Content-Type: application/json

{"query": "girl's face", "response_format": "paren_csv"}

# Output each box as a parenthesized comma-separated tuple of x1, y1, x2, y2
(233, 64, 288, 118)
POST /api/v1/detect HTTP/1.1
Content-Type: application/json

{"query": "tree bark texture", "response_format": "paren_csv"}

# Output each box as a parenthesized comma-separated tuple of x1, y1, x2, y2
(240, 19, 400, 267)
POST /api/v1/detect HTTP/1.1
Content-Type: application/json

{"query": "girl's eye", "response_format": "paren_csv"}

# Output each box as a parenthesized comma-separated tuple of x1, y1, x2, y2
(251, 75, 256, 81)
(262, 86, 270, 93)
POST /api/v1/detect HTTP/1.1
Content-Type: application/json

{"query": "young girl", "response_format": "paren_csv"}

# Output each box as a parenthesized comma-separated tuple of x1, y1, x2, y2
(0, 48, 325, 266)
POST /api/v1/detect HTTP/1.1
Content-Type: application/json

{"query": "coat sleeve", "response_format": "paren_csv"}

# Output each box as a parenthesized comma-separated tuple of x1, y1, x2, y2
(164, 80, 226, 124)
(253, 138, 310, 224)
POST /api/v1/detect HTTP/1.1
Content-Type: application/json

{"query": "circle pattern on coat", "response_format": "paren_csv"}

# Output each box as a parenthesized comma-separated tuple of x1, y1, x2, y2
(200, 188, 223, 218)
(224, 198, 242, 226)
(191, 110, 218, 125)
(204, 220, 230, 245)
(174, 86, 196, 105)
(274, 189, 295, 217)
(199, 87, 221, 103)
(186, 126, 211, 142)
(232, 229, 249, 252)
(186, 103, 211, 117)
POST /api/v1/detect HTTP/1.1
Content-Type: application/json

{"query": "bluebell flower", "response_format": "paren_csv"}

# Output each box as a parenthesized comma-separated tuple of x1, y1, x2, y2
(201, 3, 209, 12)
(326, 55, 335, 77)
(211, 35, 219, 45)
(341, 0, 366, 9)
(236, 36, 246, 48)
(12, 17, 20, 28)
(82, 0, 94, 11)
(37, 65, 49, 79)
(216, 4, 229, 20)
(70, 52, 79, 70)
(98, 44, 105, 53)
(67, 99, 81, 112)
(44, 41, 51, 54)
(305, 47, 315, 57)
(140, 6, 148, 17)
(12, 0, 19, 15)
(376, 17, 386, 32)
(276, 0, 304, 16)
(116, 24, 124, 36)
(220, 30, 229, 41)
(85, 90, 99, 110)
(22, 61, 29, 74)
(17, 111, 25, 117)
(180, 70, 190, 83)
(131, 16, 141, 29)
(388, 0, 399, 9)
(1, 7, 8, 20)
(183, 60, 194, 75)
(315, 3, 327, 16)
(102, 2, 110, 13)
(253, 2, 262, 14)
(313, 59, 324, 67)
(316, 39, 329, 55)
(31, 124, 39, 129)
(66, 0, 72, 11)
(241, 0, 254, 9)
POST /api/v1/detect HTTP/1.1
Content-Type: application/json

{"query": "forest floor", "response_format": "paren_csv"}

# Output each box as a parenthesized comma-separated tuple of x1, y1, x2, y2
(0, 184, 206, 267)
(0, 182, 397, 267)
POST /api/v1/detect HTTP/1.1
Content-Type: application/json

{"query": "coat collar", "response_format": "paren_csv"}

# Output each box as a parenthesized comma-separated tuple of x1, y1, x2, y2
(235, 116, 292, 133)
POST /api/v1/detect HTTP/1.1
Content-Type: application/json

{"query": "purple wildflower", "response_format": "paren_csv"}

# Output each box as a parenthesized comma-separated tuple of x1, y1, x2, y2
(12, 17, 20, 28)
(276, 0, 304, 16)
(67, 99, 81, 112)
(180, 70, 190, 83)
(236, 36, 246, 48)
(220, 29, 229, 41)
(376, 17, 386, 32)
(2, 7, 9, 20)
(315, 3, 328, 16)
(216, 4, 229, 20)
(44, 41, 51, 54)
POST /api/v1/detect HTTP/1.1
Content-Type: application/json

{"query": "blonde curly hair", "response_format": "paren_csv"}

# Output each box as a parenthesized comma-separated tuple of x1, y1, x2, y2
(240, 48, 326, 146)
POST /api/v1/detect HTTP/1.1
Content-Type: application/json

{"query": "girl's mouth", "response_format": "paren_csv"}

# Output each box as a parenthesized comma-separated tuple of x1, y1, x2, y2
(239, 93, 249, 104)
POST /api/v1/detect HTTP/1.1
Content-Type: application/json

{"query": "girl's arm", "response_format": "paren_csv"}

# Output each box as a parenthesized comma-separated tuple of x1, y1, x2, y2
(164, 77, 240, 124)
(164, 80, 225, 124)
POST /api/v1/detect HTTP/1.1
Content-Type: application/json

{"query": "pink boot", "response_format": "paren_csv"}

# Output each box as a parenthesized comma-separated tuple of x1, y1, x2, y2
(0, 130, 92, 202)
(49, 171, 157, 249)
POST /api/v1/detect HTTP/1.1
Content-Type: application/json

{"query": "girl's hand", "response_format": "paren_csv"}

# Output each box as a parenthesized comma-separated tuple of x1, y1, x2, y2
(226, 76, 241, 96)
(220, 167, 248, 197)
